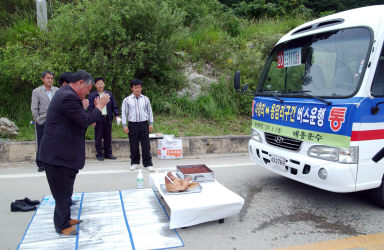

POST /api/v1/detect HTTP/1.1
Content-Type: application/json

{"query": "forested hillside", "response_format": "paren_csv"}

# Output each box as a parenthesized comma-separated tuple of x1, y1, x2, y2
(0, 0, 383, 139)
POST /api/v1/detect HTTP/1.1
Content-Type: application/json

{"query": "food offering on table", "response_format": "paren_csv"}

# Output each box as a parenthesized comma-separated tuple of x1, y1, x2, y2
(176, 164, 214, 182)
(165, 172, 200, 192)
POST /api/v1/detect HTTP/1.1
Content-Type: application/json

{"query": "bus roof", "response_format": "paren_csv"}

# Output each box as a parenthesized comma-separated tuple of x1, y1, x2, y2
(277, 5, 384, 45)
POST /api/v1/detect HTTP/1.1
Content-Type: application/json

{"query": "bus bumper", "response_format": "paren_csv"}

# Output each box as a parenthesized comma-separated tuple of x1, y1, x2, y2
(248, 139, 357, 193)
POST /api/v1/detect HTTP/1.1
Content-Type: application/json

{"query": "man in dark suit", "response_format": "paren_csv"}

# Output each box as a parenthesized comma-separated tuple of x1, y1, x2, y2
(88, 77, 120, 161)
(39, 70, 110, 236)
(59, 72, 89, 110)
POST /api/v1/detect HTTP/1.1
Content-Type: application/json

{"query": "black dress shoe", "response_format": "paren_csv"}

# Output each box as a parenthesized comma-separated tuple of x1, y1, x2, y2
(97, 156, 104, 161)
(37, 167, 45, 172)
(16, 197, 40, 206)
(104, 155, 117, 160)
(11, 201, 36, 212)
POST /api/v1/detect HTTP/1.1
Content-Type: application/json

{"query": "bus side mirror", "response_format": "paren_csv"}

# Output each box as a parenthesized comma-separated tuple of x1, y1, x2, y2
(371, 106, 380, 115)
(234, 70, 240, 91)
(371, 101, 384, 115)
(233, 70, 253, 96)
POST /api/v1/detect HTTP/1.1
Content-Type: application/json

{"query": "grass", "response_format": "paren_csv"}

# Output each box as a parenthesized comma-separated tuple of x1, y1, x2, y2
(153, 115, 251, 137)
(7, 114, 251, 141)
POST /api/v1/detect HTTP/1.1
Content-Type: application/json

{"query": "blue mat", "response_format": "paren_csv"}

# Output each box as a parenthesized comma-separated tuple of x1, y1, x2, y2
(18, 189, 184, 250)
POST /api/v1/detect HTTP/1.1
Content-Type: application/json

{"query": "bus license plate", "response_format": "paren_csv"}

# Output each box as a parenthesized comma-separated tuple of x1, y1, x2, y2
(270, 154, 287, 171)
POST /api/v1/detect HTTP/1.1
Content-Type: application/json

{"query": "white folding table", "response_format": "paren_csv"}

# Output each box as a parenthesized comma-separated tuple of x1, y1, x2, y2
(149, 173, 244, 229)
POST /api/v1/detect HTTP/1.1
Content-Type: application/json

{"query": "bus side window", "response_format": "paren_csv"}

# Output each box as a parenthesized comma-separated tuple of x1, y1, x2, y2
(371, 55, 384, 96)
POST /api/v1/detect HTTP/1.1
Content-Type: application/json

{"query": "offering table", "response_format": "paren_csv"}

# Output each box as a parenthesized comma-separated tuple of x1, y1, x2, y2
(149, 173, 244, 229)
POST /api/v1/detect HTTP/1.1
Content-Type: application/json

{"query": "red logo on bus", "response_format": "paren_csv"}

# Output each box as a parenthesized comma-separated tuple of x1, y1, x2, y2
(328, 107, 347, 132)
(277, 52, 284, 68)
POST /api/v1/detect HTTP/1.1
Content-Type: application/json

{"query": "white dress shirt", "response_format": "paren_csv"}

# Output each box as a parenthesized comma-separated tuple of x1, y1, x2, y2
(121, 94, 153, 127)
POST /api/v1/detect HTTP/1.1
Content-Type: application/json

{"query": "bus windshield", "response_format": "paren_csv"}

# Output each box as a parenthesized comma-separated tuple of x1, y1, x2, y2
(259, 27, 371, 98)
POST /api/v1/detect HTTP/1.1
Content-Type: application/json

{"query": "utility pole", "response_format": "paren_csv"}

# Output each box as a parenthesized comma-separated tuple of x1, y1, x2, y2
(36, 0, 47, 31)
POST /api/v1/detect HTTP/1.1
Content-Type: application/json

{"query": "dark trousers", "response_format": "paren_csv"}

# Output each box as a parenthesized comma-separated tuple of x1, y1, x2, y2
(94, 115, 112, 157)
(44, 164, 78, 233)
(128, 121, 152, 167)
(35, 123, 45, 169)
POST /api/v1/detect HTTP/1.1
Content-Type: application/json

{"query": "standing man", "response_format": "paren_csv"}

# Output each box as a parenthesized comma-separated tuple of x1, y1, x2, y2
(31, 70, 59, 172)
(39, 70, 110, 236)
(59, 72, 73, 87)
(121, 78, 154, 172)
(88, 77, 120, 161)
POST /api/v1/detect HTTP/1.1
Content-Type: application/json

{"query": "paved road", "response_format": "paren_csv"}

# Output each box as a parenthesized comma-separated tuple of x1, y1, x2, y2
(1, 153, 383, 250)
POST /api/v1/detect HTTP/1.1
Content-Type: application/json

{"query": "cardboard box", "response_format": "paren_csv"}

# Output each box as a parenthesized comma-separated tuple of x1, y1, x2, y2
(157, 138, 183, 159)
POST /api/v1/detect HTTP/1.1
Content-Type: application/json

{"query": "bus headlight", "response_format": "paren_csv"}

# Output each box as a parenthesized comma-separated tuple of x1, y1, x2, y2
(251, 128, 262, 142)
(308, 145, 358, 164)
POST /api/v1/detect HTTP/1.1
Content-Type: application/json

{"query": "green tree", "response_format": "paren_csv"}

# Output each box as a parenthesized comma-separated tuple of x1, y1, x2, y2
(0, 0, 185, 122)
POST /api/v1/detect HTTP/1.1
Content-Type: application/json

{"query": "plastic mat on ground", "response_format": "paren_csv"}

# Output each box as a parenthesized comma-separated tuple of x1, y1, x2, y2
(18, 189, 183, 250)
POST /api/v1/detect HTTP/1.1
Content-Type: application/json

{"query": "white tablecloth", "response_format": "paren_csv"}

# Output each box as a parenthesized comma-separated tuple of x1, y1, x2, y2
(149, 173, 244, 229)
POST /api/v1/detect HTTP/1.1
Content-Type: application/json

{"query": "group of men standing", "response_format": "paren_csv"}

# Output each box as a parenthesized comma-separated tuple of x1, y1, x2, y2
(30, 70, 154, 235)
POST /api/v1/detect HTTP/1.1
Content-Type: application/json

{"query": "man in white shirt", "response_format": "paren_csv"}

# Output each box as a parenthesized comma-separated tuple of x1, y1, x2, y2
(31, 70, 59, 172)
(121, 78, 154, 171)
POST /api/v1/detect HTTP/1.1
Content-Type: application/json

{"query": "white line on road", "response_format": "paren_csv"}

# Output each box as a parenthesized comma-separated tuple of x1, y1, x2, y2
(0, 162, 255, 179)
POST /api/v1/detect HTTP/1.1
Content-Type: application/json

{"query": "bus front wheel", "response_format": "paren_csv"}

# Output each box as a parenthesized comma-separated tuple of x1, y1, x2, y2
(372, 175, 384, 208)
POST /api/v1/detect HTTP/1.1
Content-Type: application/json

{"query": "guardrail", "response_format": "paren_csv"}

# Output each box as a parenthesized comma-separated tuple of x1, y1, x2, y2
(0, 135, 250, 163)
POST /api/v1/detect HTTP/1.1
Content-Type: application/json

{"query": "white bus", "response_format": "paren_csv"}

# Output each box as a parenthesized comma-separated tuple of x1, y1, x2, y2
(235, 5, 384, 207)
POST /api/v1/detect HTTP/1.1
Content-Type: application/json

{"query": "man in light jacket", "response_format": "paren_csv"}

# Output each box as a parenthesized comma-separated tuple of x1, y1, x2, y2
(31, 70, 59, 172)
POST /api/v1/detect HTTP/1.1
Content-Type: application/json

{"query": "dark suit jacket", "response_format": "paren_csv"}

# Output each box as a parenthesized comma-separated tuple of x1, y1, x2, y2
(39, 85, 101, 170)
(88, 90, 119, 122)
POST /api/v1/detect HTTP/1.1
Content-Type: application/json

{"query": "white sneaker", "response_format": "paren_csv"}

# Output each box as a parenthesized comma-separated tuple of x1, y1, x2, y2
(146, 166, 155, 172)
(130, 164, 139, 171)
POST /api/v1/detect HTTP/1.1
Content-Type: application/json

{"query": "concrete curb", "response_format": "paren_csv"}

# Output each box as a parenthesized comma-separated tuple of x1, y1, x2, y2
(0, 135, 250, 163)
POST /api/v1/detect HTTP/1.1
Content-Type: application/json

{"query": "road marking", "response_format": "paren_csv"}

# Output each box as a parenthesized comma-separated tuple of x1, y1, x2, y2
(0, 162, 255, 179)
(213, 162, 255, 167)
(275, 233, 384, 250)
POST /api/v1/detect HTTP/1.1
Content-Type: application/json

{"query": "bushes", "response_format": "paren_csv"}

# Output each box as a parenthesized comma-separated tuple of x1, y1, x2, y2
(229, 0, 313, 19)
(169, 0, 223, 26)
(0, 0, 308, 134)
(173, 15, 307, 98)
(44, 0, 184, 101)
(0, 0, 184, 123)
(233, 1, 282, 19)
(0, 0, 35, 28)
(148, 77, 251, 120)
(0, 41, 51, 123)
